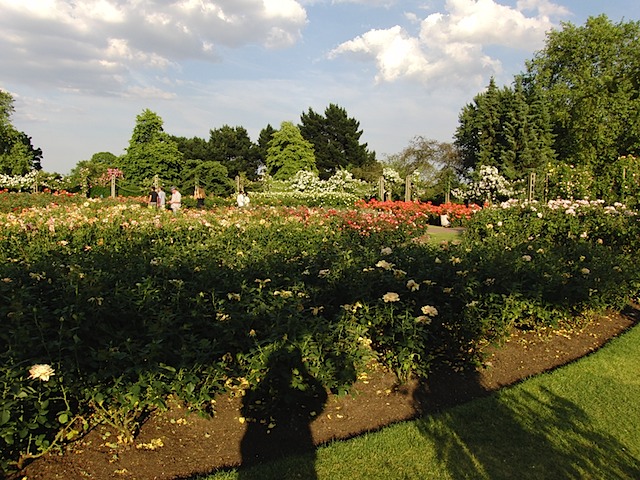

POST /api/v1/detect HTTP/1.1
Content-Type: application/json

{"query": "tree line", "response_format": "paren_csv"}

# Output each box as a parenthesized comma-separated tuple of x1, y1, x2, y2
(454, 15, 640, 203)
(2, 15, 640, 203)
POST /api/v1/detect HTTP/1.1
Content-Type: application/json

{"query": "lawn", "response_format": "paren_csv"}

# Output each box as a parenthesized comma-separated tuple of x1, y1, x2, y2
(204, 321, 640, 480)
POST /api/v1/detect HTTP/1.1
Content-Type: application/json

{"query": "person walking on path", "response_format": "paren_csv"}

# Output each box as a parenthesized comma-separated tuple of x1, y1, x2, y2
(169, 186, 182, 213)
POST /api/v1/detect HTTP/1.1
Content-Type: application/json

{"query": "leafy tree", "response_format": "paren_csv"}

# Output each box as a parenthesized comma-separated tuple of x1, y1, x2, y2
(208, 125, 260, 180)
(120, 109, 183, 186)
(66, 152, 118, 192)
(181, 160, 233, 197)
(171, 136, 210, 163)
(523, 15, 640, 169)
(266, 122, 316, 180)
(299, 103, 375, 179)
(384, 137, 464, 202)
(0, 89, 42, 175)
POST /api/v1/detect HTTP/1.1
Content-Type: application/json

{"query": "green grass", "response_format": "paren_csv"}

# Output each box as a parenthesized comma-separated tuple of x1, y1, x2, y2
(425, 225, 465, 244)
(199, 322, 640, 480)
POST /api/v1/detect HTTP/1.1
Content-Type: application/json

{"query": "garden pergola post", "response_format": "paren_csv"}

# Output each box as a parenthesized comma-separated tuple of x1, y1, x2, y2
(528, 172, 536, 202)
(405, 176, 412, 202)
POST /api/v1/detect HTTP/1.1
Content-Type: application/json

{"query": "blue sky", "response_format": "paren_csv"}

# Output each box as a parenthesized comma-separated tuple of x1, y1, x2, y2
(1, 0, 639, 174)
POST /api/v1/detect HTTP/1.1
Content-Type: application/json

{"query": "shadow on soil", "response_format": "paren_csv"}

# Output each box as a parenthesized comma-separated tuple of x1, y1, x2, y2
(237, 345, 328, 480)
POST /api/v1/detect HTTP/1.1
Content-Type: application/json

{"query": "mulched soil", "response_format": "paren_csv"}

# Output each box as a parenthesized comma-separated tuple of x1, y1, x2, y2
(17, 305, 639, 480)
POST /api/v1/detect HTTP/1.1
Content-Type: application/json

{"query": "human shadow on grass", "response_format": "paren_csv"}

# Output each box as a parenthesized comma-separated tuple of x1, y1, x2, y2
(414, 381, 640, 479)
(237, 344, 328, 480)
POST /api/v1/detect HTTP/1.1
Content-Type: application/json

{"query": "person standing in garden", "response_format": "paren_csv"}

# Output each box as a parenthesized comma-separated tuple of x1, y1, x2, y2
(169, 186, 181, 213)
(148, 186, 158, 208)
(194, 186, 206, 209)
(157, 186, 166, 210)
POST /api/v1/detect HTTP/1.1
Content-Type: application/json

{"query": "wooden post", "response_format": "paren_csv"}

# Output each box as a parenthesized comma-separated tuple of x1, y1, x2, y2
(111, 176, 116, 198)
(445, 177, 451, 204)
(378, 176, 384, 201)
(544, 173, 549, 203)
(528, 172, 536, 202)
(235, 175, 241, 193)
(405, 175, 411, 202)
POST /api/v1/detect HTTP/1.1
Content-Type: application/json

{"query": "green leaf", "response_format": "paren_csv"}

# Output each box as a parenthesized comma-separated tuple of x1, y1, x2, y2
(0, 409, 10, 426)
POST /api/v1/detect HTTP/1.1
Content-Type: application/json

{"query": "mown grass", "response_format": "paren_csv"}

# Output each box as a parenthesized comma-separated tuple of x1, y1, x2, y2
(200, 321, 640, 480)
(425, 225, 465, 244)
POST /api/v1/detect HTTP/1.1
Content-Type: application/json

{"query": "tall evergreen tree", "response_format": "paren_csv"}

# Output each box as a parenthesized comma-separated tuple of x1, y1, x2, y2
(299, 103, 375, 179)
(455, 77, 555, 180)
(256, 124, 276, 174)
(266, 122, 316, 180)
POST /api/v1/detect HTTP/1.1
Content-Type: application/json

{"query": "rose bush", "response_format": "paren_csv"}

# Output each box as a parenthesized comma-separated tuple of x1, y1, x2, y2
(0, 193, 638, 474)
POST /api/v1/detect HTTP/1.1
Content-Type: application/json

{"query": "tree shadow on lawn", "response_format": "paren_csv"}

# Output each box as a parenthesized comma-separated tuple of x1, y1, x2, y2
(414, 380, 640, 479)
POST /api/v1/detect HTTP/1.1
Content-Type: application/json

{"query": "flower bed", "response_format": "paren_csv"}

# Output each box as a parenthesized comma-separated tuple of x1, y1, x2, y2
(0, 194, 638, 474)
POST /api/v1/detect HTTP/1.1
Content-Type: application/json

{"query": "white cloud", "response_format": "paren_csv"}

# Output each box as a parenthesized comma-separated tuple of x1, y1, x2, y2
(328, 0, 564, 87)
(0, 0, 308, 95)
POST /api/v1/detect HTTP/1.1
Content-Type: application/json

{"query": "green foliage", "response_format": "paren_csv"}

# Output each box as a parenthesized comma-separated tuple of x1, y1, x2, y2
(208, 125, 260, 180)
(181, 160, 234, 197)
(454, 77, 555, 180)
(525, 15, 640, 168)
(120, 109, 183, 186)
(0, 193, 638, 474)
(0, 89, 42, 175)
(299, 104, 375, 179)
(65, 152, 118, 195)
(456, 16, 640, 201)
(266, 122, 317, 180)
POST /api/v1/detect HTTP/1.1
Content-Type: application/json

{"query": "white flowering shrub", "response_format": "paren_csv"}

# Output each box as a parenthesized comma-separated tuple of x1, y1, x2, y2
(0, 170, 38, 191)
(256, 169, 374, 206)
(452, 165, 517, 204)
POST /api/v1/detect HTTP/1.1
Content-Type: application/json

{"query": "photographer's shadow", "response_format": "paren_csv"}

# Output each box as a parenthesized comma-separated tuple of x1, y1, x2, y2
(239, 345, 328, 479)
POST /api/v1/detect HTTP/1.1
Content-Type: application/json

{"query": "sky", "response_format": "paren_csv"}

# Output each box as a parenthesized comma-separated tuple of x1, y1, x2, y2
(1, 0, 639, 174)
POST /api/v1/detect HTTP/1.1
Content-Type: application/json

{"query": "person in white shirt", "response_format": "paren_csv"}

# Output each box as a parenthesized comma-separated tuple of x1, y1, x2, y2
(169, 186, 182, 212)
(157, 186, 166, 209)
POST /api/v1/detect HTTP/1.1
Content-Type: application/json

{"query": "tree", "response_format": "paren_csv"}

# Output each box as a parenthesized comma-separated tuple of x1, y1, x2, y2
(455, 77, 555, 181)
(171, 136, 210, 163)
(208, 125, 260, 180)
(523, 15, 640, 168)
(299, 104, 375, 179)
(384, 137, 464, 202)
(181, 160, 233, 197)
(256, 124, 276, 174)
(0, 89, 42, 175)
(120, 109, 183, 185)
(266, 122, 316, 180)
(66, 152, 118, 192)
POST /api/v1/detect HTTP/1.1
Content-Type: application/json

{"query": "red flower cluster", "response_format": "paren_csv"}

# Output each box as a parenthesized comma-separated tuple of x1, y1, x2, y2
(355, 199, 481, 221)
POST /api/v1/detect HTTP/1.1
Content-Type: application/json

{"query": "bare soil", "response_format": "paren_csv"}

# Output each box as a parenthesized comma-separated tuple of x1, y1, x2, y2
(17, 305, 639, 480)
